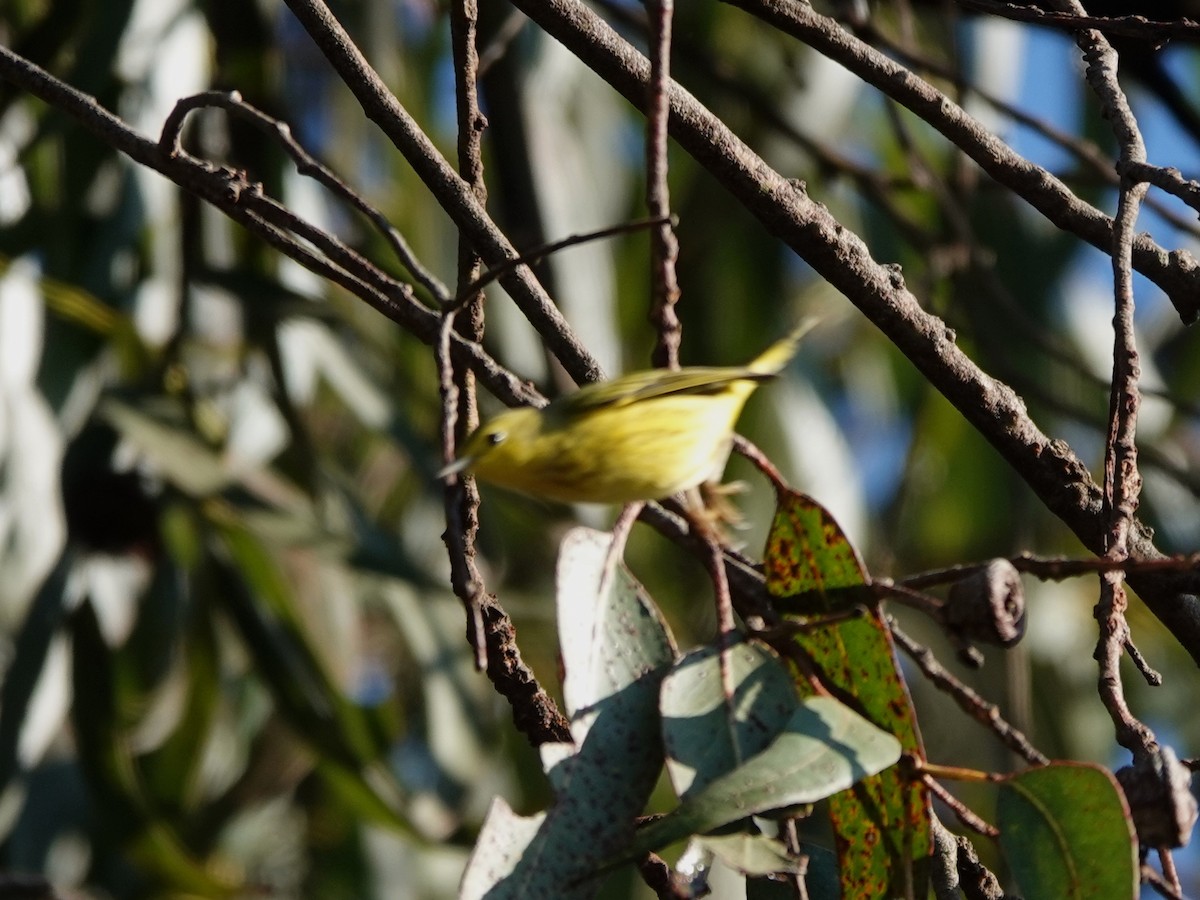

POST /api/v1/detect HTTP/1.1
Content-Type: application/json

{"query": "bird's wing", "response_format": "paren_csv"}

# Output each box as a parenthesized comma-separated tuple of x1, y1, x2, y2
(555, 366, 768, 417)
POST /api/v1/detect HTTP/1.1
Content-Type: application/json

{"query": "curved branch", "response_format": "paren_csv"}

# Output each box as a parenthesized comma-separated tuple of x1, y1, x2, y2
(0, 44, 540, 410)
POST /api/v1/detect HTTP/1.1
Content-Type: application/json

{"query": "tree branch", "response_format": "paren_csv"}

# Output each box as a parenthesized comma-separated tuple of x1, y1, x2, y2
(722, 0, 1200, 325)
(280, 0, 606, 384)
(0, 44, 541, 411)
(505, 0, 1200, 665)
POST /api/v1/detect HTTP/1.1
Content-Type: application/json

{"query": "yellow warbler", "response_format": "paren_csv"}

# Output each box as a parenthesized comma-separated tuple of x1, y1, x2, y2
(440, 323, 811, 504)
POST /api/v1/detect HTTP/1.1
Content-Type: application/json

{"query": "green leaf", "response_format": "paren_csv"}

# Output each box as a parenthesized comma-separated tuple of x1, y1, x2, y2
(997, 763, 1138, 900)
(70, 599, 239, 897)
(764, 487, 869, 597)
(460, 526, 675, 899)
(0, 552, 72, 791)
(697, 832, 799, 876)
(138, 571, 221, 816)
(630, 696, 901, 855)
(557, 526, 676, 727)
(764, 488, 931, 899)
(100, 399, 233, 497)
(660, 638, 800, 799)
(207, 522, 412, 834)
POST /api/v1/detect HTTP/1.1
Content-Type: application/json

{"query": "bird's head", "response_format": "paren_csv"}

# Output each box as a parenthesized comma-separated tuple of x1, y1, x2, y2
(438, 407, 544, 484)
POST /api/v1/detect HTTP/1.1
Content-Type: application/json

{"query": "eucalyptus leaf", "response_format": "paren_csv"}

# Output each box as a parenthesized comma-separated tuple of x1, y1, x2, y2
(459, 798, 547, 899)
(697, 831, 801, 876)
(997, 762, 1137, 900)
(458, 527, 675, 899)
(661, 638, 799, 799)
(630, 696, 902, 856)
(557, 526, 676, 729)
(100, 399, 232, 497)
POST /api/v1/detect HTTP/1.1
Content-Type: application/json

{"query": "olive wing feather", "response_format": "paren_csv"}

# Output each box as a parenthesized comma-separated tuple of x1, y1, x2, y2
(553, 367, 769, 418)
(546, 322, 810, 420)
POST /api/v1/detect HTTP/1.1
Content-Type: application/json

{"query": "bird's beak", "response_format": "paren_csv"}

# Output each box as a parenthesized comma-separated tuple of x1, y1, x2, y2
(437, 455, 474, 480)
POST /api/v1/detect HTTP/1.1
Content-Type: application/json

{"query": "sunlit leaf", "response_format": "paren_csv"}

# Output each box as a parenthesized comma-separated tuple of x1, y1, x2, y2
(629, 696, 901, 857)
(660, 639, 799, 799)
(460, 526, 674, 899)
(557, 526, 676, 728)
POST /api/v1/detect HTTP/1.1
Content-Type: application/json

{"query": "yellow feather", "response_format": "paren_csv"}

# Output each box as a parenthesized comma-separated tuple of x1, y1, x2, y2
(443, 321, 813, 504)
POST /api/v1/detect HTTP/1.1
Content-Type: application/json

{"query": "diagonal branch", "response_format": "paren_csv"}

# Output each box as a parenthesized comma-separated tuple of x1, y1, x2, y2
(505, 0, 1200, 665)
(280, 0, 605, 385)
(0, 44, 541, 412)
(720, 0, 1200, 324)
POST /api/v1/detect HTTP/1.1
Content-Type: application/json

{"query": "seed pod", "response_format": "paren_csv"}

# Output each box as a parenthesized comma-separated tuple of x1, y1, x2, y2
(1116, 746, 1198, 849)
(944, 559, 1025, 648)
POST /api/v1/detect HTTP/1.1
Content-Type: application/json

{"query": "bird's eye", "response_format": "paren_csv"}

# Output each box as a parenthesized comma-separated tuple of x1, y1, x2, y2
(487, 430, 507, 447)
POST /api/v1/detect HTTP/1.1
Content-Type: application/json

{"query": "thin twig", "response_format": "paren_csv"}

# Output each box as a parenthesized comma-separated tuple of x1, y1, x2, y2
(1124, 637, 1164, 686)
(890, 619, 1048, 766)
(160, 90, 452, 302)
(921, 775, 999, 838)
(957, 0, 1200, 43)
(644, 0, 682, 369)
(449, 215, 672, 311)
(754, 607, 868, 639)
(731, 434, 788, 492)
(901, 552, 1200, 590)
(873, 580, 945, 620)
(1061, 0, 1159, 759)
(1123, 161, 1200, 217)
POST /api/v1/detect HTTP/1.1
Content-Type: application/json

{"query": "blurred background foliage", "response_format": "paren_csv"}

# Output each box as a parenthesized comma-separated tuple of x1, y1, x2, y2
(0, 0, 1199, 896)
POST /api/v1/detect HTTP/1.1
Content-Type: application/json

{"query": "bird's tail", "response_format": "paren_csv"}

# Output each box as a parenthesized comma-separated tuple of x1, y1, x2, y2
(748, 317, 818, 376)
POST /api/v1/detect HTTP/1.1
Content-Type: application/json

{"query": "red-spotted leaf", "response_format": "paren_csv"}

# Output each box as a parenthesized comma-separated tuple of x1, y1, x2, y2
(764, 487, 868, 597)
(764, 488, 932, 899)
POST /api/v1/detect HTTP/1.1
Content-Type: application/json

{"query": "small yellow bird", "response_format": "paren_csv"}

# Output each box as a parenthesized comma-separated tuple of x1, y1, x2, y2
(440, 323, 811, 504)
